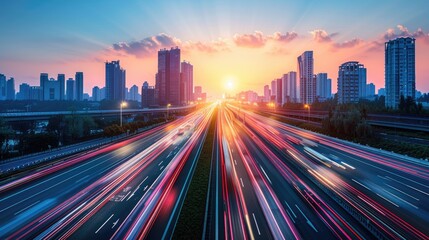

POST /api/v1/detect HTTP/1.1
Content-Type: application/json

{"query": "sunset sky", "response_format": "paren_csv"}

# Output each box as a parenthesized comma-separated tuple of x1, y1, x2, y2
(1, 0, 429, 98)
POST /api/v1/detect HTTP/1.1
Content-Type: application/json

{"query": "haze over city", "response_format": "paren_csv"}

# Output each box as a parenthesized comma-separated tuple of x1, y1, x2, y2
(1, 0, 429, 97)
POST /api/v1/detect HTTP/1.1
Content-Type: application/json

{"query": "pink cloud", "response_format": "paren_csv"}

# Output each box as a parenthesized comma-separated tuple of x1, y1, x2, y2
(233, 31, 266, 48)
(310, 29, 338, 43)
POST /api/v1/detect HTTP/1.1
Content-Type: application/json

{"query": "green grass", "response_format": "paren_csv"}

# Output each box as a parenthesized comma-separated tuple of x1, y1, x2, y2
(172, 108, 218, 240)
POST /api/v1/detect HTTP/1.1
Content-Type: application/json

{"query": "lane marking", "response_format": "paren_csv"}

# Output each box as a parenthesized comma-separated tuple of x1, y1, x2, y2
(382, 189, 419, 209)
(112, 218, 120, 229)
(295, 204, 318, 232)
(385, 176, 429, 196)
(284, 200, 297, 218)
(376, 193, 399, 208)
(252, 213, 261, 235)
(158, 161, 163, 166)
(14, 200, 40, 215)
(260, 165, 272, 185)
(385, 183, 419, 201)
(95, 214, 114, 234)
(240, 178, 244, 188)
(352, 179, 371, 190)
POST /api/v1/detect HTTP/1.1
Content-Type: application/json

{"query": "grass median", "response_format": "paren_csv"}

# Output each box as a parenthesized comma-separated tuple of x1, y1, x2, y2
(172, 108, 217, 239)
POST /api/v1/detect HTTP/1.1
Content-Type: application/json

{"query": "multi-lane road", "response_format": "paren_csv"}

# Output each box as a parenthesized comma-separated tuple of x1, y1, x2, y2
(1, 102, 428, 239)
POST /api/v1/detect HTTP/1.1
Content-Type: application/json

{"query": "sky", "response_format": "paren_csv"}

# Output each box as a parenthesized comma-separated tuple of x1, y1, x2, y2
(1, 0, 429, 98)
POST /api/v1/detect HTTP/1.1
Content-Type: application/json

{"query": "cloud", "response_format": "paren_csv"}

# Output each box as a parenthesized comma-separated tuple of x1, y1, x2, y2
(269, 31, 298, 42)
(233, 31, 266, 48)
(182, 39, 230, 53)
(113, 33, 181, 57)
(333, 38, 363, 48)
(310, 29, 338, 43)
(369, 25, 429, 52)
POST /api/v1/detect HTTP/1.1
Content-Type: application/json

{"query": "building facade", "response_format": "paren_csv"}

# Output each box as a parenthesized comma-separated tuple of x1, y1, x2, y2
(156, 47, 181, 106)
(105, 60, 126, 101)
(180, 61, 193, 104)
(337, 61, 367, 104)
(298, 51, 315, 104)
(75, 72, 84, 101)
(316, 73, 331, 101)
(385, 37, 415, 109)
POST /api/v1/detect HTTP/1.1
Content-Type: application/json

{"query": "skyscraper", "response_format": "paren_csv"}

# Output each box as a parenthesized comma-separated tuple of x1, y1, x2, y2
(156, 47, 181, 106)
(298, 51, 315, 104)
(263, 85, 271, 102)
(129, 85, 140, 102)
(66, 78, 75, 101)
(75, 72, 84, 101)
(366, 83, 375, 98)
(17, 83, 30, 100)
(141, 81, 156, 108)
(385, 37, 416, 109)
(270, 80, 277, 102)
(180, 61, 193, 104)
(276, 78, 282, 105)
(40, 73, 49, 100)
(105, 61, 126, 101)
(337, 61, 367, 104)
(288, 71, 298, 103)
(6, 77, 15, 100)
(0, 74, 6, 100)
(43, 78, 61, 100)
(92, 86, 100, 101)
(58, 74, 65, 100)
(316, 73, 331, 101)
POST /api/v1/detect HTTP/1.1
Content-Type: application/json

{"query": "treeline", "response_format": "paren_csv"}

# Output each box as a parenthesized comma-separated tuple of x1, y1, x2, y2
(322, 106, 373, 139)
(103, 117, 170, 137)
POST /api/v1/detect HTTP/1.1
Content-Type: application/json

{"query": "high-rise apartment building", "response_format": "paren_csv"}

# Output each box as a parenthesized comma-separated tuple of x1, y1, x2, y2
(6, 77, 15, 100)
(180, 61, 193, 104)
(263, 85, 271, 102)
(105, 61, 126, 101)
(58, 74, 65, 100)
(75, 72, 84, 101)
(156, 47, 181, 106)
(385, 37, 415, 109)
(66, 78, 75, 101)
(337, 61, 367, 104)
(316, 73, 331, 101)
(141, 81, 156, 108)
(298, 51, 315, 104)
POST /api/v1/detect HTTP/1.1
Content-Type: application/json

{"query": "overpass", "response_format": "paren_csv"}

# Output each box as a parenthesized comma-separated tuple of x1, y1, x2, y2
(0, 105, 197, 122)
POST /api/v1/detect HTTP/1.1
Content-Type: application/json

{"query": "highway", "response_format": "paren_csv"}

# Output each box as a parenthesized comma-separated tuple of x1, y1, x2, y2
(224, 103, 429, 239)
(1, 101, 428, 239)
(0, 104, 215, 239)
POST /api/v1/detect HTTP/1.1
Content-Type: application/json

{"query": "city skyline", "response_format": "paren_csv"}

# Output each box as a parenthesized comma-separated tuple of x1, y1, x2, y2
(1, 1, 429, 97)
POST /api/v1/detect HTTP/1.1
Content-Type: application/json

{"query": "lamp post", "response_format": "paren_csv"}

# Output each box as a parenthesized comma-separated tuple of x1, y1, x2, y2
(166, 103, 171, 121)
(304, 104, 310, 122)
(120, 101, 127, 127)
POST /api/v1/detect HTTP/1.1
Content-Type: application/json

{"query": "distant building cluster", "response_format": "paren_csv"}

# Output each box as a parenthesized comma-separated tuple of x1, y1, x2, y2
(0, 46, 205, 108)
(238, 36, 417, 109)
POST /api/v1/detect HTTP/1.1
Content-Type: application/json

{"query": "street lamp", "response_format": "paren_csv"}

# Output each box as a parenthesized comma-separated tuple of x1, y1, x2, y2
(120, 101, 127, 127)
(304, 104, 310, 122)
(166, 103, 171, 121)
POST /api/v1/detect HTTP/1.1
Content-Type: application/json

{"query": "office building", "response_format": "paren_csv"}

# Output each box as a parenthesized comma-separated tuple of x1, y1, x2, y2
(40, 73, 48, 100)
(141, 81, 156, 108)
(316, 73, 331, 101)
(17, 83, 30, 100)
(194, 86, 206, 102)
(385, 37, 416, 109)
(29, 86, 42, 101)
(156, 47, 181, 106)
(180, 61, 193, 104)
(366, 83, 376, 98)
(58, 74, 65, 100)
(129, 85, 140, 102)
(66, 78, 75, 101)
(276, 78, 282, 105)
(106, 60, 126, 101)
(43, 78, 61, 100)
(378, 88, 386, 97)
(75, 72, 84, 101)
(271, 80, 277, 102)
(337, 61, 367, 104)
(298, 51, 315, 104)
(0, 74, 6, 100)
(263, 85, 270, 102)
(287, 71, 298, 102)
(92, 86, 100, 101)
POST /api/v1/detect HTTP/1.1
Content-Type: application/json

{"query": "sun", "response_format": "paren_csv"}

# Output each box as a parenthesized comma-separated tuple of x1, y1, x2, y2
(225, 76, 235, 90)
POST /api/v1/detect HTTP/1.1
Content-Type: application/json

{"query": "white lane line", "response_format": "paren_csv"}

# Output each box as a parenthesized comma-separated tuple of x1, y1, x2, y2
(286, 211, 296, 223)
(234, 160, 237, 165)
(376, 193, 399, 208)
(382, 189, 419, 209)
(137, 176, 148, 189)
(341, 161, 355, 169)
(260, 165, 272, 185)
(158, 161, 164, 166)
(14, 200, 40, 215)
(352, 179, 371, 190)
(240, 178, 244, 188)
(143, 185, 149, 191)
(252, 213, 261, 235)
(385, 183, 419, 201)
(295, 204, 318, 232)
(95, 214, 114, 234)
(160, 166, 164, 171)
(385, 176, 429, 196)
(112, 218, 120, 228)
(284, 201, 297, 218)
